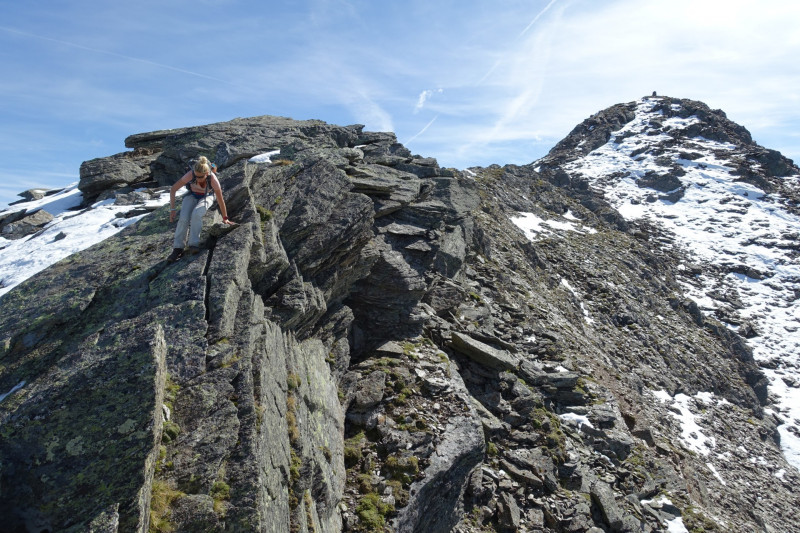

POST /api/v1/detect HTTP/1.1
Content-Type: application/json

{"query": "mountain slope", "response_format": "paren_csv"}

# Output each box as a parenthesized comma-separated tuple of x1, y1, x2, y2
(542, 96, 800, 466)
(0, 99, 798, 533)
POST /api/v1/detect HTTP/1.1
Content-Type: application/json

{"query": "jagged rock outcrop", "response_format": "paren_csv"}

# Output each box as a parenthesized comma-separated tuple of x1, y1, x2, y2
(1, 98, 799, 533)
(0, 208, 54, 239)
(79, 147, 161, 198)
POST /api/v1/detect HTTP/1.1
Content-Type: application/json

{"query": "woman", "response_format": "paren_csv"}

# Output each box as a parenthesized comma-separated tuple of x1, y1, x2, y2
(167, 156, 234, 262)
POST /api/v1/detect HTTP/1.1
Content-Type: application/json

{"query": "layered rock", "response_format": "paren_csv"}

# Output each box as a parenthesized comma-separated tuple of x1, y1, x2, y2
(0, 116, 483, 532)
(1, 98, 799, 533)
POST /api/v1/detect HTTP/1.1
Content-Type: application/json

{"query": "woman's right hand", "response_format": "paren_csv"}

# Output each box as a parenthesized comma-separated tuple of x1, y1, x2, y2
(170, 210, 176, 223)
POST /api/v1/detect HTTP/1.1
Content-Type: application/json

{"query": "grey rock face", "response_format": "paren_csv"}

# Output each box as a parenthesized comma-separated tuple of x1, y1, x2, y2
(590, 481, 623, 531)
(79, 148, 160, 198)
(0, 114, 484, 532)
(0, 208, 53, 239)
(15, 188, 50, 202)
(0, 315, 166, 532)
(391, 361, 485, 533)
(449, 332, 519, 372)
(2, 98, 799, 533)
(124, 115, 365, 188)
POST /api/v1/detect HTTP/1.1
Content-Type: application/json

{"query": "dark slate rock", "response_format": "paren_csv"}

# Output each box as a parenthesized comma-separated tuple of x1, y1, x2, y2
(393, 409, 484, 532)
(636, 170, 683, 193)
(450, 332, 519, 372)
(591, 481, 624, 531)
(423, 278, 467, 315)
(499, 458, 544, 488)
(346, 164, 422, 205)
(497, 492, 522, 532)
(349, 370, 387, 411)
(0, 208, 28, 228)
(505, 447, 559, 493)
(113, 190, 154, 206)
(140, 115, 364, 186)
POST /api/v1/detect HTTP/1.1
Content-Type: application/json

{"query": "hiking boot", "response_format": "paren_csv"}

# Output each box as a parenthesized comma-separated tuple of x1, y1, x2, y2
(187, 246, 200, 255)
(167, 248, 184, 263)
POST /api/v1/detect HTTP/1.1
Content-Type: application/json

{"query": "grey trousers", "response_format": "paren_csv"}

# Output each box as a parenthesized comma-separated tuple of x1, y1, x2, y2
(173, 194, 214, 249)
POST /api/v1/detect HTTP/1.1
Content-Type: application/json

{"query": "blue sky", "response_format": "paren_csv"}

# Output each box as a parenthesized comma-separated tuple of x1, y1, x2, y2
(1, 0, 799, 207)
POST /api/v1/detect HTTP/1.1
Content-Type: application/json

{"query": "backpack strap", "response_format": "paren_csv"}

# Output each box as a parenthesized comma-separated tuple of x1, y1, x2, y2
(185, 171, 196, 193)
(185, 170, 211, 197)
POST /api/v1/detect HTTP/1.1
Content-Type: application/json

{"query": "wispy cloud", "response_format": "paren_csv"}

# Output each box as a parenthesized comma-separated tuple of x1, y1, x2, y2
(477, 0, 562, 86)
(429, 0, 800, 168)
(2, 0, 800, 206)
(346, 91, 394, 133)
(414, 89, 443, 113)
(0, 26, 233, 85)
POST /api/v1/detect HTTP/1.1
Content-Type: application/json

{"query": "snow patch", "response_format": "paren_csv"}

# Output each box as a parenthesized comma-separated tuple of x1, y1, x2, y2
(652, 390, 716, 455)
(511, 211, 597, 241)
(561, 278, 594, 324)
(248, 150, 281, 163)
(641, 495, 689, 532)
(666, 516, 690, 533)
(706, 462, 726, 485)
(559, 411, 594, 430)
(0, 185, 170, 298)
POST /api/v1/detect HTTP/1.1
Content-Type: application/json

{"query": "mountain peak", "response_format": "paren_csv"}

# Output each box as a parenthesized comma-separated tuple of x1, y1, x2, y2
(545, 95, 796, 179)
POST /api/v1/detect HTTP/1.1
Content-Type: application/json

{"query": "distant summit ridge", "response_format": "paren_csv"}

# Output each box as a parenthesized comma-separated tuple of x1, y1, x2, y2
(540, 95, 799, 208)
(0, 96, 799, 532)
(547, 95, 783, 167)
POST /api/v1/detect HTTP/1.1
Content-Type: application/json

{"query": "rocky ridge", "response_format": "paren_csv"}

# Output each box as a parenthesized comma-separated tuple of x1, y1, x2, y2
(0, 99, 798, 533)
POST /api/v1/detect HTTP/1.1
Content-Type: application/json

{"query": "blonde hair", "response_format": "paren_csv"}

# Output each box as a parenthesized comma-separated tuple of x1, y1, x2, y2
(194, 156, 211, 175)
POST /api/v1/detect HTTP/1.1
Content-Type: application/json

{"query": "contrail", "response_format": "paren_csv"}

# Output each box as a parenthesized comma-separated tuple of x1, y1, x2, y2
(405, 115, 438, 145)
(0, 26, 232, 85)
(477, 0, 560, 85)
(477, 61, 501, 86)
(518, 0, 560, 38)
